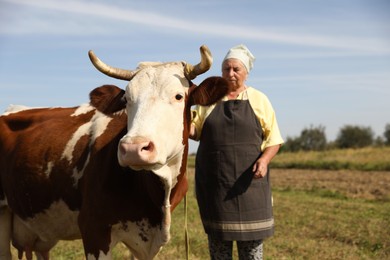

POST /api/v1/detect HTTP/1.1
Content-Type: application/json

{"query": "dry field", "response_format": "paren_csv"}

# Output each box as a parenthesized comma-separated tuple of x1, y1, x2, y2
(271, 168, 390, 201)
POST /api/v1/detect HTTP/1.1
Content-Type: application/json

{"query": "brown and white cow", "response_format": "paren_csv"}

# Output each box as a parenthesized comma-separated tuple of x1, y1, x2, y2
(0, 45, 228, 259)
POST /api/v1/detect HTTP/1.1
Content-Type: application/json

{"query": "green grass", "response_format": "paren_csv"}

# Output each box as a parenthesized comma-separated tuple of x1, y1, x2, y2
(190, 146, 390, 171)
(161, 173, 390, 259)
(269, 146, 390, 171)
(10, 147, 390, 259)
(267, 188, 390, 259)
(24, 171, 388, 260)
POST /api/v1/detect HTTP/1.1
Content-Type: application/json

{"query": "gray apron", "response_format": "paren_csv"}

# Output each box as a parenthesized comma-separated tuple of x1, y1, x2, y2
(195, 98, 274, 241)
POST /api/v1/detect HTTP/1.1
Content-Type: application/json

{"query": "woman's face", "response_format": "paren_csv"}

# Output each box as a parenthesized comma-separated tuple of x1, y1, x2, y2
(222, 58, 248, 91)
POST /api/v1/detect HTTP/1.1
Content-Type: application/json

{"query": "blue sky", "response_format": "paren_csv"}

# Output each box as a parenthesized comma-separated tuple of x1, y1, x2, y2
(1, 0, 389, 152)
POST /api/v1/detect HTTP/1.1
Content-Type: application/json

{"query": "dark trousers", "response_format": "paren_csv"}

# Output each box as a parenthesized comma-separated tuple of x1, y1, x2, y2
(208, 235, 263, 260)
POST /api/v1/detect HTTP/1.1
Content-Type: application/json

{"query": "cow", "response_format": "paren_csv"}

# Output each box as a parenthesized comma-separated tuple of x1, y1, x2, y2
(0, 45, 228, 259)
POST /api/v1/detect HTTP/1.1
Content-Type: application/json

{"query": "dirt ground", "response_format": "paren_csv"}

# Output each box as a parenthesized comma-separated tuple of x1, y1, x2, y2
(270, 169, 390, 201)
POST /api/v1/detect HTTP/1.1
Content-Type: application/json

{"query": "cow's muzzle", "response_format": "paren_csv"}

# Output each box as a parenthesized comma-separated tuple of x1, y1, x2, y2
(118, 136, 158, 169)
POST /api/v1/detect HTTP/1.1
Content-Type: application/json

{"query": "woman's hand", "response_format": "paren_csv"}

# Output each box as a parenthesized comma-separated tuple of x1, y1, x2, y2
(252, 158, 268, 178)
(252, 144, 281, 179)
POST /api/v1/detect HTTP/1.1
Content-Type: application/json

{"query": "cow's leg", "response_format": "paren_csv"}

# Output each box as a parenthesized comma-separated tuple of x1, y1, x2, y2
(35, 251, 49, 260)
(33, 238, 55, 260)
(79, 218, 113, 260)
(82, 231, 113, 260)
(85, 246, 113, 260)
(0, 206, 12, 260)
(130, 254, 139, 260)
(25, 247, 33, 260)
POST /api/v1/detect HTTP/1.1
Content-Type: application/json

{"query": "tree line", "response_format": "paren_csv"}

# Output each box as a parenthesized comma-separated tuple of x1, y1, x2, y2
(281, 123, 390, 152)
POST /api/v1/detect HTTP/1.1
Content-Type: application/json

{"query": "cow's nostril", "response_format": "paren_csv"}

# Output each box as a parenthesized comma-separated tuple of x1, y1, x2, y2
(118, 138, 157, 167)
(141, 142, 154, 152)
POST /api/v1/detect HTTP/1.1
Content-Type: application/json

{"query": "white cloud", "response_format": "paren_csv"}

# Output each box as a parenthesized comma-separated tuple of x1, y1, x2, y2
(257, 72, 390, 93)
(2, 0, 390, 54)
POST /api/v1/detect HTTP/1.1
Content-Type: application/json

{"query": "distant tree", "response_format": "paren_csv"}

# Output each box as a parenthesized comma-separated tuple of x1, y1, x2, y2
(281, 125, 327, 152)
(282, 136, 302, 152)
(374, 136, 384, 147)
(335, 125, 374, 149)
(326, 141, 337, 150)
(384, 123, 390, 145)
(299, 125, 327, 151)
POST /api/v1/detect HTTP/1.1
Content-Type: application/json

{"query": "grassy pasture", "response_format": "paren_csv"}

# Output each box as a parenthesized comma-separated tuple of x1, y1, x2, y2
(270, 146, 390, 171)
(10, 148, 390, 259)
(189, 147, 390, 171)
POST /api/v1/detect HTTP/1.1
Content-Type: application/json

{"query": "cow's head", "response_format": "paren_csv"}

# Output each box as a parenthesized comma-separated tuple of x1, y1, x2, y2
(88, 46, 227, 179)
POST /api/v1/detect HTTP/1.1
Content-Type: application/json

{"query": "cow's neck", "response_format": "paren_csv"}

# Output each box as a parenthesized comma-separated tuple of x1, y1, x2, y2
(153, 149, 183, 208)
(150, 152, 183, 247)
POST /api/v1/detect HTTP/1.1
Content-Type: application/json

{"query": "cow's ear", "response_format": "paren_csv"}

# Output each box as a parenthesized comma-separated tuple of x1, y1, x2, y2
(189, 76, 229, 106)
(90, 85, 126, 114)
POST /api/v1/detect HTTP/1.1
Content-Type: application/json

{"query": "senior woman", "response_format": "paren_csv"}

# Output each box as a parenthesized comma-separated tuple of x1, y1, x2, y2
(190, 44, 284, 259)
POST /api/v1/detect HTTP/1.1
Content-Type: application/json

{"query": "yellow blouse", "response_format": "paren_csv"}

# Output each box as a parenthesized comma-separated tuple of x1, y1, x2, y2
(191, 87, 284, 151)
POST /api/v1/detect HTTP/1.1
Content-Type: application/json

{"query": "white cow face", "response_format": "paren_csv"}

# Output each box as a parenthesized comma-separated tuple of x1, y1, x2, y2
(117, 62, 189, 171)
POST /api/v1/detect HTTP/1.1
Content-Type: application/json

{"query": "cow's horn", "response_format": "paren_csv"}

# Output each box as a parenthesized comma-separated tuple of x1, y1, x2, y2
(88, 50, 137, 81)
(185, 45, 213, 80)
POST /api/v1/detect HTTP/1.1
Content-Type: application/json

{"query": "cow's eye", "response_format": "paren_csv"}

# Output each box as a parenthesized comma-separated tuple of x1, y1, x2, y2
(175, 94, 184, 101)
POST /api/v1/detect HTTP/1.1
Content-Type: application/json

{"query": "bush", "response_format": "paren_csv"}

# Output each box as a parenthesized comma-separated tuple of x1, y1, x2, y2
(384, 123, 390, 145)
(282, 125, 327, 152)
(336, 125, 374, 149)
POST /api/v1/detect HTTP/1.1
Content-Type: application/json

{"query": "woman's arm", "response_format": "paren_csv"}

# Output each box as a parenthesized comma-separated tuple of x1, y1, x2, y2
(189, 123, 197, 140)
(252, 144, 280, 178)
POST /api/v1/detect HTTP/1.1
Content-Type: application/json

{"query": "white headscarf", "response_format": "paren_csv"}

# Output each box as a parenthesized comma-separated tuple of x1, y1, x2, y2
(223, 44, 256, 72)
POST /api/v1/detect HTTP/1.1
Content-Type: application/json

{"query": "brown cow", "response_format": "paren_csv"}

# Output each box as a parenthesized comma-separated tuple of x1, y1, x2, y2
(0, 45, 228, 259)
